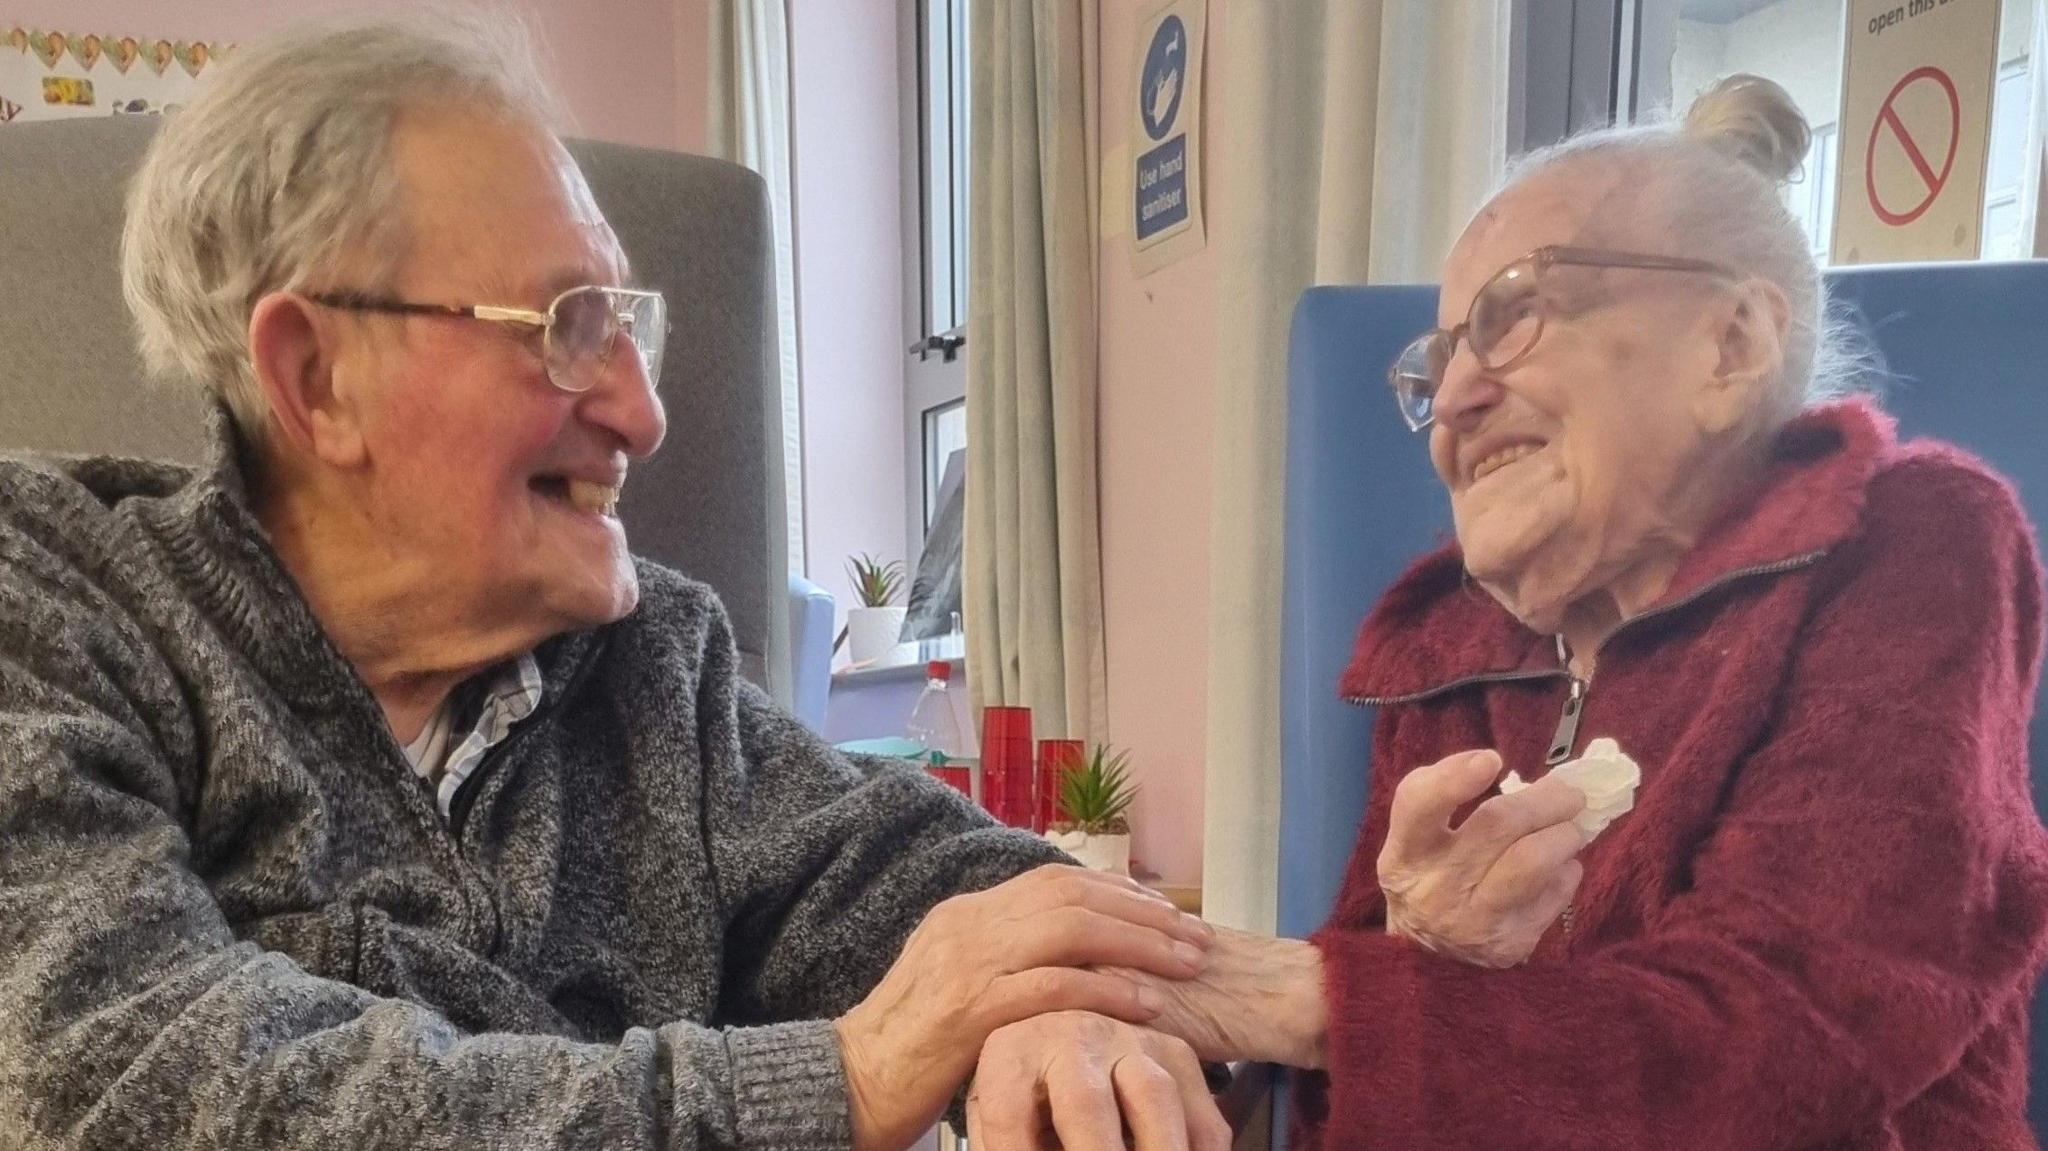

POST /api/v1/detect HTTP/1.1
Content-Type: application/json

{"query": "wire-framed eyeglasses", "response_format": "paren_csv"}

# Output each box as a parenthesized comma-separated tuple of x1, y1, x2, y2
(1388, 245, 1740, 432)
(309, 284, 669, 394)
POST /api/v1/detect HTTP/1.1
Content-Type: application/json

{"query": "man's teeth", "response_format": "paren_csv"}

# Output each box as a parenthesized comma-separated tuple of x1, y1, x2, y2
(565, 479, 621, 517)
(1474, 443, 1541, 481)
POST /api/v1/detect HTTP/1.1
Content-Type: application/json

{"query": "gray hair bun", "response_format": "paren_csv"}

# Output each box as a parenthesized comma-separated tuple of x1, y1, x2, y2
(1682, 73, 1811, 186)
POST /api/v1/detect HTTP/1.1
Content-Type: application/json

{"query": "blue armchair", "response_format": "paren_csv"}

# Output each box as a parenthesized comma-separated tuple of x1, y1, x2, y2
(1274, 262, 2048, 1146)
(787, 573, 835, 731)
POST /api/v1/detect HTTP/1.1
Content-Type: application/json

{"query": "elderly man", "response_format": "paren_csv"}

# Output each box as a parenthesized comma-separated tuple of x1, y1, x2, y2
(0, 16, 1232, 1151)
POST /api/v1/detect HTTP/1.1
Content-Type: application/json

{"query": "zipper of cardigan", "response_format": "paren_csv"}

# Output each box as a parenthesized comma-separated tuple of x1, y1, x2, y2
(1593, 550, 1829, 646)
(447, 636, 606, 846)
(1548, 638, 1592, 938)
(1545, 631, 1591, 767)
(1342, 668, 1566, 708)
(1548, 640, 1591, 941)
(447, 713, 546, 846)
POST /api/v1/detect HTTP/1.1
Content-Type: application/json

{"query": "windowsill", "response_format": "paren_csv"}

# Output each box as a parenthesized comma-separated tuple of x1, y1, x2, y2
(831, 632, 967, 685)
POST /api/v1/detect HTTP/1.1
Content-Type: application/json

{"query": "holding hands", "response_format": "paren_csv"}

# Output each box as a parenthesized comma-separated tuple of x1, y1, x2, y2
(845, 748, 1581, 1150)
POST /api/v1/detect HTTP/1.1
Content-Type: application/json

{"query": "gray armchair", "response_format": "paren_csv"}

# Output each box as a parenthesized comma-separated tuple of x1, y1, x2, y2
(0, 116, 820, 711)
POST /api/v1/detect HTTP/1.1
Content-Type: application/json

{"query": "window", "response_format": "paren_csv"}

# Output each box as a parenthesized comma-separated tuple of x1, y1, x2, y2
(1983, 58, 2032, 260)
(1793, 123, 1839, 262)
(922, 398, 967, 532)
(901, 0, 971, 575)
(1520, 0, 2039, 264)
(917, 0, 970, 344)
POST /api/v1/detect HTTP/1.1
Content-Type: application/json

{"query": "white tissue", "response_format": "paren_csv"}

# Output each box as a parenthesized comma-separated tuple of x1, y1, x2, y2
(1499, 737, 1641, 842)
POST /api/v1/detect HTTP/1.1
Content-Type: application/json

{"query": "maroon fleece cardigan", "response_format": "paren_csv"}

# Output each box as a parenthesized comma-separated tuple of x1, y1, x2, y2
(1292, 401, 2048, 1150)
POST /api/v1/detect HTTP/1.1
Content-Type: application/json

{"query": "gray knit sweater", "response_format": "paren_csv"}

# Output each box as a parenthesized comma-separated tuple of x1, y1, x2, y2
(0, 420, 1062, 1150)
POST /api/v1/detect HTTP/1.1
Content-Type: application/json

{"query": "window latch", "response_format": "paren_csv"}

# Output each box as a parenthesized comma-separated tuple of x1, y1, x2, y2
(910, 331, 966, 363)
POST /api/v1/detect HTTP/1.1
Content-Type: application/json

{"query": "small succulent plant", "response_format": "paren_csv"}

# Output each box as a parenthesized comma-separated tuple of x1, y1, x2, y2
(1053, 744, 1137, 835)
(846, 553, 906, 608)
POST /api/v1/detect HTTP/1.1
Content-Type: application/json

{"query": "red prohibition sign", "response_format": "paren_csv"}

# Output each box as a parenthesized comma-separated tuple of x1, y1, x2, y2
(1865, 65, 1960, 227)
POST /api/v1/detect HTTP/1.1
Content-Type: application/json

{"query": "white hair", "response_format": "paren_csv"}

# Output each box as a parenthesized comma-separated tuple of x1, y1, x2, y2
(1501, 74, 1873, 428)
(120, 10, 566, 442)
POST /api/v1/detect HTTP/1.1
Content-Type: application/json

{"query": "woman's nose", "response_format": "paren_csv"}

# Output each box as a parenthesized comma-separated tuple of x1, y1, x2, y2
(1429, 341, 1503, 432)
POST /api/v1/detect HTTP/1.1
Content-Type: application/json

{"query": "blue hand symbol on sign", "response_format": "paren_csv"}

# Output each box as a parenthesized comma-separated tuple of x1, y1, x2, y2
(1140, 15, 1185, 142)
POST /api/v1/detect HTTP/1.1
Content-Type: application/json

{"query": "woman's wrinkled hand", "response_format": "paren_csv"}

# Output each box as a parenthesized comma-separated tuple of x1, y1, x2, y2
(1377, 748, 1588, 968)
(1103, 925, 1329, 1069)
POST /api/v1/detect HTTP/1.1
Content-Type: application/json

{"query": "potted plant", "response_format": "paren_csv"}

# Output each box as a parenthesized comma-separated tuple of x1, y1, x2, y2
(1044, 744, 1137, 875)
(843, 553, 907, 664)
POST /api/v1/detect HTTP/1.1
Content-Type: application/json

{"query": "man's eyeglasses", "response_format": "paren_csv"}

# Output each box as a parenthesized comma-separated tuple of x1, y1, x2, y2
(1388, 245, 1740, 432)
(309, 284, 669, 395)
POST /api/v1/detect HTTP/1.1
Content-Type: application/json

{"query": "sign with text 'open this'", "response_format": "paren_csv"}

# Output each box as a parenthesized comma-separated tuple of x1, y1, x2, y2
(1131, 0, 1205, 276)
(1834, 0, 2000, 263)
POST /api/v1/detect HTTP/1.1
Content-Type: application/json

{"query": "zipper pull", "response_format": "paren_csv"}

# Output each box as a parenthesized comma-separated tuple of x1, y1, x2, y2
(1546, 677, 1586, 765)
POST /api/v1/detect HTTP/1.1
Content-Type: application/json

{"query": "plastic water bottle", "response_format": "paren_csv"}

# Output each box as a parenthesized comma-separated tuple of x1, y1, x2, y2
(906, 661, 978, 802)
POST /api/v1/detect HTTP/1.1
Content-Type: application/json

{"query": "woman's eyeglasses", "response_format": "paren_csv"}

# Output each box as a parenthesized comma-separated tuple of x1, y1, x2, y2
(1388, 245, 1739, 432)
(309, 284, 669, 394)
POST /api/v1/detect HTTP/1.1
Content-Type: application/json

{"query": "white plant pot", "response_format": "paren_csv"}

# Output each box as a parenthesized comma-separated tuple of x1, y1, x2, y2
(1045, 829, 1132, 876)
(846, 606, 908, 664)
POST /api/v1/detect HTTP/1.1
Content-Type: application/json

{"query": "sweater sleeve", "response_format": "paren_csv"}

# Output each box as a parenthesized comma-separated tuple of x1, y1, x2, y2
(702, 667, 1067, 1027)
(1305, 464, 2048, 1150)
(0, 539, 843, 1151)
(658, 563, 1062, 1026)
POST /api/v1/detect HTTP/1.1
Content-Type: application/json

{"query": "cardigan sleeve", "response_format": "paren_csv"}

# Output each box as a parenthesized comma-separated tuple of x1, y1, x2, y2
(678, 582, 1066, 1029)
(1304, 461, 2048, 1150)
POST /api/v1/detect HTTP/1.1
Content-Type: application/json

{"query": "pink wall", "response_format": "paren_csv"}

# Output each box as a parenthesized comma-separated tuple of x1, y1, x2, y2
(788, 2, 908, 641)
(672, 0, 710, 155)
(6, 0, 701, 152)
(1097, 0, 1222, 886)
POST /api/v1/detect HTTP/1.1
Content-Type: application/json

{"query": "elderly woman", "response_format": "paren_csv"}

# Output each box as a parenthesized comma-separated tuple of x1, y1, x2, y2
(1129, 75, 2048, 1149)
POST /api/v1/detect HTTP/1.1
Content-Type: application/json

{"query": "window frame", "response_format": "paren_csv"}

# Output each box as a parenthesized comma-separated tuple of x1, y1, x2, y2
(899, 0, 972, 579)
(1511, 0, 1646, 156)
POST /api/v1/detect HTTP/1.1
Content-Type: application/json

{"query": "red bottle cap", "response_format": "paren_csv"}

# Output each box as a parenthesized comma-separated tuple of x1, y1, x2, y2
(927, 660, 952, 681)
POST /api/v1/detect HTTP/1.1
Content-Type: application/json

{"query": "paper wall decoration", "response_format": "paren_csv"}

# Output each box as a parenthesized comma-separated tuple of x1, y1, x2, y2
(1, 27, 234, 124)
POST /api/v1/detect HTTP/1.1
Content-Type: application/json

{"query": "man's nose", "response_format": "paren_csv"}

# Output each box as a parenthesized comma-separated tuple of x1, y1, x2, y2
(581, 347, 667, 459)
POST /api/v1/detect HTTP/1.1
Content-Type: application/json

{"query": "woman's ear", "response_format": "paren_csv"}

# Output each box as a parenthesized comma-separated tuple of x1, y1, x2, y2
(1695, 279, 1790, 437)
(248, 292, 369, 469)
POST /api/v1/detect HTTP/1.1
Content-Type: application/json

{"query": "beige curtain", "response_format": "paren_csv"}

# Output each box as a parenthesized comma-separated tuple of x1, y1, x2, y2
(964, 0, 1108, 745)
(1201, 0, 1510, 932)
(708, 0, 805, 575)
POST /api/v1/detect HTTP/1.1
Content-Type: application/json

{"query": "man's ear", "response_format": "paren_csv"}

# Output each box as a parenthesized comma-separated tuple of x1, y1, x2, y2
(248, 292, 368, 468)
(1695, 279, 1790, 437)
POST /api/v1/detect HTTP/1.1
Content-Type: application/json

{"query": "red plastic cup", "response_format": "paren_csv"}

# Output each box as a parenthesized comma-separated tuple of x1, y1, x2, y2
(980, 706, 1034, 827)
(927, 763, 973, 797)
(1036, 739, 1086, 833)
(982, 705, 1033, 743)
